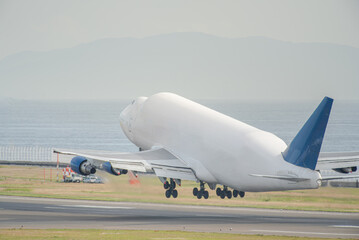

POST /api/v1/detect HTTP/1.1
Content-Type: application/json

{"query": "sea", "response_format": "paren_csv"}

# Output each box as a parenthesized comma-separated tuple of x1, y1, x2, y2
(1, 99, 359, 153)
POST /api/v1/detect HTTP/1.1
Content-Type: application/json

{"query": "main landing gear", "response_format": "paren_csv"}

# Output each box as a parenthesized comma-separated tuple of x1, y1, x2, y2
(193, 181, 209, 199)
(216, 186, 245, 199)
(164, 178, 178, 198)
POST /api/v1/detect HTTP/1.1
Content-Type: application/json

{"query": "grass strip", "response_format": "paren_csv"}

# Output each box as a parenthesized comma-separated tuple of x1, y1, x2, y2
(0, 166, 358, 213)
(0, 229, 353, 240)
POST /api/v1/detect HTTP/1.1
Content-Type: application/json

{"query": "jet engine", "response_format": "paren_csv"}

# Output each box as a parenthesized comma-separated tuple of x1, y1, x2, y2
(71, 156, 96, 175)
(102, 162, 128, 176)
(333, 166, 357, 174)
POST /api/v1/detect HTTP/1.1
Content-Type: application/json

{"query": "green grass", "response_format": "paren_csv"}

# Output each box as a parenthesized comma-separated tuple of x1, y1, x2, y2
(2, 187, 32, 192)
(0, 229, 352, 240)
(1, 166, 359, 213)
(256, 194, 359, 204)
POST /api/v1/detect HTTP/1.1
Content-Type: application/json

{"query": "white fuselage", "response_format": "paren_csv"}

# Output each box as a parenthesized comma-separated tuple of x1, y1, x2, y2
(120, 93, 321, 192)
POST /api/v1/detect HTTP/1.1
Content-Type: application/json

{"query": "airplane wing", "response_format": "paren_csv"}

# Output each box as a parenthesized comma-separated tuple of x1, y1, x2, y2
(316, 152, 359, 171)
(53, 148, 198, 181)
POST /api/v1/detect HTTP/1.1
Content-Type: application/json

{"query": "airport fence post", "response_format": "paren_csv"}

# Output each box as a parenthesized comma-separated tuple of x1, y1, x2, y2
(57, 153, 59, 182)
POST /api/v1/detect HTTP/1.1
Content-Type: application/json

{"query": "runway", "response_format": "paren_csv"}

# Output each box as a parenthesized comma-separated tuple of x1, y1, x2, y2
(0, 196, 358, 238)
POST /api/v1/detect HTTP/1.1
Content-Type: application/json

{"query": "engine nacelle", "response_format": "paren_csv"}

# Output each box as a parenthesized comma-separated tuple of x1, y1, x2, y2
(71, 156, 96, 176)
(333, 166, 357, 174)
(102, 162, 128, 176)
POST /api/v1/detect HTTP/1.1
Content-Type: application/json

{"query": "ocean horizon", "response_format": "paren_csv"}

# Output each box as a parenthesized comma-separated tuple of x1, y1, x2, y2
(1, 98, 358, 153)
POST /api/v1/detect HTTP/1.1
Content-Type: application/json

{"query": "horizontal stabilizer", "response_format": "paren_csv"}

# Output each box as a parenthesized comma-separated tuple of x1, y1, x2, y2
(321, 175, 359, 181)
(249, 174, 310, 182)
(282, 97, 333, 170)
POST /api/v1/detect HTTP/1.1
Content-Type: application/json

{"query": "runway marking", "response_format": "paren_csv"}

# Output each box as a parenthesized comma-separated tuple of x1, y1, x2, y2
(45, 207, 67, 210)
(251, 230, 359, 236)
(61, 205, 134, 209)
(195, 214, 226, 217)
(151, 238, 187, 240)
(331, 225, 359, 229)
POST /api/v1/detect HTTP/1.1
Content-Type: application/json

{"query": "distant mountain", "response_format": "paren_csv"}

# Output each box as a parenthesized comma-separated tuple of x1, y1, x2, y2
(1, 33, 358, 100)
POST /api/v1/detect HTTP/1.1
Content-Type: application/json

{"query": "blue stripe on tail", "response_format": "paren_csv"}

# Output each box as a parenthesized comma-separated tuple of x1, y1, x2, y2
(282, 97, 333, 170)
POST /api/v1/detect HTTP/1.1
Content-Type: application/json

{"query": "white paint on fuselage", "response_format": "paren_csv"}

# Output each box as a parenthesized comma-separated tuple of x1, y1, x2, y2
(120, 93, 321, 192)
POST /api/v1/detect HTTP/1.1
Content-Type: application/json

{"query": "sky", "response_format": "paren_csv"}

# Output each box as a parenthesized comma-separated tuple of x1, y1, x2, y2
(0, 0, 358, 60)
(0, 0, 358, 100)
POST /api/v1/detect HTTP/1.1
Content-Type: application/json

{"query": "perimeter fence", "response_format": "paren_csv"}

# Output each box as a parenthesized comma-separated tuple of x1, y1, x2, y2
(0, 145, 53, 162)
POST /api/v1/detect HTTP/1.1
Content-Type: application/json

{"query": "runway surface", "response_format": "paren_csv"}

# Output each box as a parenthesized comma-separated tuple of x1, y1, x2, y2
(0, 195, 358, 238)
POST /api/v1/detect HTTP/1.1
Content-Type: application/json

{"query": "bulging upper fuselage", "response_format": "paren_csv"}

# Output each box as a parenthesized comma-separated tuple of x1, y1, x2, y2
(120, 92, 321, 192)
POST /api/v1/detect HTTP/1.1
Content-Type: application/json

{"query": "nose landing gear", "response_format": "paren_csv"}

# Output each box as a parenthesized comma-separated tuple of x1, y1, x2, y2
(193, 181, 209, 199)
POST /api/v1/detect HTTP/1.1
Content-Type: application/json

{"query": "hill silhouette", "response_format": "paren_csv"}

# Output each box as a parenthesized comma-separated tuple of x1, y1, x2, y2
(1, 33, 358, 100)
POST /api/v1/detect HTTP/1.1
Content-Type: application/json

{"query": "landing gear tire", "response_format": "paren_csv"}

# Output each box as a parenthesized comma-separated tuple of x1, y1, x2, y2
(193, 187, 198, 196)
(233, 190, 238, 198)
(239, 191, 245, 198)
(172, 189, 178, 198)
(216, 187, 221, 196)
(226, 191, 232, 199)
(203, 190, 209, 199)
(220, 191, 225, 199)
(170, 181, 176, 189)
(164, 179, 180, 198)
(194, 181, 209, 200)
(165, 189, 171, 198)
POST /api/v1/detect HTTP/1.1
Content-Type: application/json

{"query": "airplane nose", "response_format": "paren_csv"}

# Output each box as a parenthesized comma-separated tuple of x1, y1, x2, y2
(119, 104, 135, 141)
(119, 105, 131, 124)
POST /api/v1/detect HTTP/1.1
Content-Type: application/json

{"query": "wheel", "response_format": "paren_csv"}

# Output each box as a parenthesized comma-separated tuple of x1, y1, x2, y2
(193, 187, 198, 196)
(239, 191, 245, 198)
(170, 180, 176, 189)
(203, 190, 209, 199)
(233, 190, 238, 198)
(226, 191, 232, 199)
(216, 187, 221, 196)
(164, 181, 170, 189)
(220, 191, 225, 199)
(172, 189, 178, 198)
(197, 191, 203, 199)
(165, 189, 171, 198)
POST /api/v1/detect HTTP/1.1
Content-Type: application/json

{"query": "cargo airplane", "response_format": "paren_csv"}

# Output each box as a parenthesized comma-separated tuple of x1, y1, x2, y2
(55, 93, 359, 199)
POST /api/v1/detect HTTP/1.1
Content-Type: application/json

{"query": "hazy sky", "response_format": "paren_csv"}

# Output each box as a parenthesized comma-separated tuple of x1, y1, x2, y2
(0, 0, 358, 60)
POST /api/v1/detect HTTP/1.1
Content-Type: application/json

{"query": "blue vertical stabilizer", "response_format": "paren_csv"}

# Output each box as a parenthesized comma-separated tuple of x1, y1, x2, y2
(282, 97, 333, 170)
